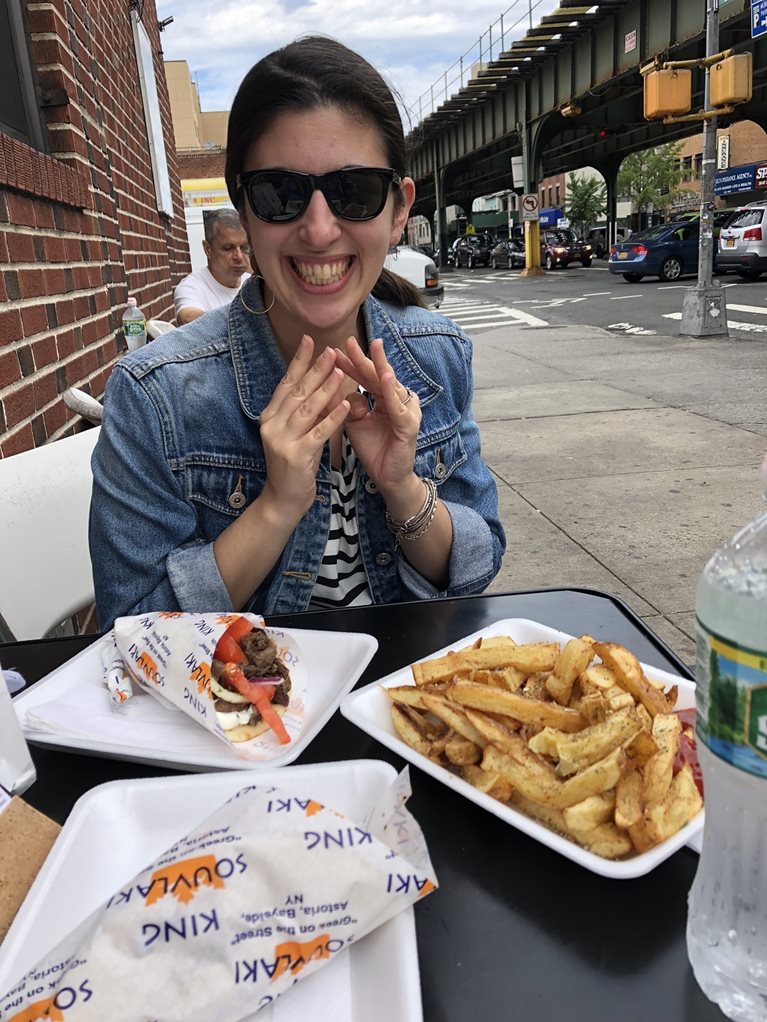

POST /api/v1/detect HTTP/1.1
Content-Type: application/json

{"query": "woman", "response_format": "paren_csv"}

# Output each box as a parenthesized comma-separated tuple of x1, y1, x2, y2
(90, 36, 505, 629)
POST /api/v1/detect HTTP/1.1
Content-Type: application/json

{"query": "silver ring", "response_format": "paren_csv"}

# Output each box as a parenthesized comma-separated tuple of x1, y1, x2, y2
(402, 388, 414, 406)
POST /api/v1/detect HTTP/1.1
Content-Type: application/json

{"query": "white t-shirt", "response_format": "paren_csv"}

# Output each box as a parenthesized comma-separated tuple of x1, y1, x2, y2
(173, 266, 250, 316)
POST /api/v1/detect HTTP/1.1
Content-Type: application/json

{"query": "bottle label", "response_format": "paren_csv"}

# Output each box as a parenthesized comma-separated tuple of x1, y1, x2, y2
(124, 320, 146, 336)
(695, 619, 767, 779)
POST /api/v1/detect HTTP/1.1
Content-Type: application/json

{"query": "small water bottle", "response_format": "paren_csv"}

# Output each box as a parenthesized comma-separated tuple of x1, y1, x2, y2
(122, 296, 147, 351)
(686, 457, 767, 1020)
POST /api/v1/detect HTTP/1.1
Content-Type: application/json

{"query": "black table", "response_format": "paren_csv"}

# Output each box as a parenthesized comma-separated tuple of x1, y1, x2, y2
(4, 589, 724, 1021)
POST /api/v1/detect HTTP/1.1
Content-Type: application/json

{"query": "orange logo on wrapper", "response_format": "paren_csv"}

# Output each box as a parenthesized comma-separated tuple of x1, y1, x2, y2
(135, 652, 160, 684)
(271, 935, 331, 981)
(418, 880, 436, 898)
(145, 854, 225, 906)
(158, 611, 184, 619)
(189, 659, 212, 695)
(7, 998, 64, 1022)
(305, 800, 323, 817)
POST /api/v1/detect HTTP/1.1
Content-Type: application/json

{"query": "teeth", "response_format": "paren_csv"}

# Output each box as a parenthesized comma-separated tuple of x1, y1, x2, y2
(294, 259, 350, 285)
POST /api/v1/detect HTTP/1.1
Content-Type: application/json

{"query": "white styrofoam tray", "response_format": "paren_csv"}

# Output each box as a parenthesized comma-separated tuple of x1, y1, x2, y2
(13, 628, 377, 771)
(0, 760, 422, 1022)
(341, 618, 703, 880)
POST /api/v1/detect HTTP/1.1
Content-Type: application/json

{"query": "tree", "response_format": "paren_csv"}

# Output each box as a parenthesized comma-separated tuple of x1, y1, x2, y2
(617, 142, 684, 215)
(565, 172, 606, 237)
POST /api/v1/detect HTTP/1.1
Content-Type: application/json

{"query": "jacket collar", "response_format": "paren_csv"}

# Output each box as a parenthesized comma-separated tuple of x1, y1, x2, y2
(227, 275, 443, 421)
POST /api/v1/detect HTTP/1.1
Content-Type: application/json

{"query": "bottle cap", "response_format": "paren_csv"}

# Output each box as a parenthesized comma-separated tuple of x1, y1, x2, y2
(127, 297, 137, 307)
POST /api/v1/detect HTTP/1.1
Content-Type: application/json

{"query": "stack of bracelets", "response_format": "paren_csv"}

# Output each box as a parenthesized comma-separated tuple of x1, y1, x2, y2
(385, 477, 438, 548)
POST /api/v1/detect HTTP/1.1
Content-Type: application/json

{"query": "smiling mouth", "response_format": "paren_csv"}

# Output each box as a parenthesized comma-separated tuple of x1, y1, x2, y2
(292, 258, 352, 286)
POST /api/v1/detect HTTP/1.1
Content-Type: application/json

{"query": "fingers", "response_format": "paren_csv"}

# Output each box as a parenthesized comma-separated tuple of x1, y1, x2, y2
(261, 338, 342, 426)
(339, 337, 412, 405)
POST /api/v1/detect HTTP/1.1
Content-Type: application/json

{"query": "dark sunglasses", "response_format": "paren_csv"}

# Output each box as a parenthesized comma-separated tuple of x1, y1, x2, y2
(236, 166, 401, 224)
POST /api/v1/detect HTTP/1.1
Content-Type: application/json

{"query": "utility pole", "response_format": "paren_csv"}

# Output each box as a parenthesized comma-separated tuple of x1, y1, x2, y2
(680, 0, 729, 337)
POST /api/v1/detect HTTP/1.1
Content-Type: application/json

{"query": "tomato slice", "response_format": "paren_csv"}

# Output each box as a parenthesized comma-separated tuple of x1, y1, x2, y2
(220, 664, 291, 745)
(214, 617, 253, 664)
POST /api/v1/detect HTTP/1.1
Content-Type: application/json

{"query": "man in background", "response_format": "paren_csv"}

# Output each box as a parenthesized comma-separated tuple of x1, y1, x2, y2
(174, 209, 251, 324)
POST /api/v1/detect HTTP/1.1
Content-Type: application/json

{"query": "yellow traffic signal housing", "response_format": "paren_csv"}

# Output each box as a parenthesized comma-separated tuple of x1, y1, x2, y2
(643, 69, 692, 119)
(710, 53, 752, 107)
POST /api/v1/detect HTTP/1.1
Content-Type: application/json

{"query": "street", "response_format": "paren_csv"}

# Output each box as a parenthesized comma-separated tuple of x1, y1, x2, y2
(446, 266, 767, 669)
(441, 262, 767, 337)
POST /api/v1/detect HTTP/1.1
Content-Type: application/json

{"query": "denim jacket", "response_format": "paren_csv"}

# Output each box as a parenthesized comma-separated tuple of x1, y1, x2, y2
(90, 281, 506, 628)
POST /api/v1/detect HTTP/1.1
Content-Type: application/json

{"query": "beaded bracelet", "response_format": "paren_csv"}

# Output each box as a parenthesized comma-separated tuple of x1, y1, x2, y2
(385, 478, 438, 547)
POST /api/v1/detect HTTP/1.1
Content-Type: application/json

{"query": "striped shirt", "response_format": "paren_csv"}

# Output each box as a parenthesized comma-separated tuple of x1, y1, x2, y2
(310, 434, 372, 609)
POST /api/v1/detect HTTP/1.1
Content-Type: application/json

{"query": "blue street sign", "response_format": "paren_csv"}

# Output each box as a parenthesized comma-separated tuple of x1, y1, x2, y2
(753, 0, 767, 39)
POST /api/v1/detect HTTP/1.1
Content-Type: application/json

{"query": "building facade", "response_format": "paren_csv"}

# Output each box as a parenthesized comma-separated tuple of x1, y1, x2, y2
(0, 0, 189, 456)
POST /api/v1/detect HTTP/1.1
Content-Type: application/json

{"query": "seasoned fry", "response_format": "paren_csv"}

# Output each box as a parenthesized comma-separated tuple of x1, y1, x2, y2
(462, 764, 513, 802)
(528, 706, 642, 776)
(546, 637, 594, 705)
(562, 792, 615, 832)
(420, 694, 488, 747)
(448, 680, 584, 732)
(444, 733, 483, 766)
(390, 631, 702, 862)
(593, 642, 672, 718)
(614, 766, 643, 828)
(642, 713, 682, 806)
(464, 708, 522, 752)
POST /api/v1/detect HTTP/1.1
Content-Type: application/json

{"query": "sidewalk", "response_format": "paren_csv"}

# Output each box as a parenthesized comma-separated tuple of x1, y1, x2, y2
(473, 321, 767, 668)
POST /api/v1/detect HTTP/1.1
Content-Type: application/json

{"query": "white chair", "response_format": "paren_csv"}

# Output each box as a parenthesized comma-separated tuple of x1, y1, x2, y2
(62, 387, 103, 425)
(147, 319, 176, 339)
(0, 428, 100, 641)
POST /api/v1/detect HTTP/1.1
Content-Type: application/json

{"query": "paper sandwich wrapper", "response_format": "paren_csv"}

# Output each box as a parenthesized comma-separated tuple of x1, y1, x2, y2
(0, 768, 437, 1022)
(103, 612, 307, 760)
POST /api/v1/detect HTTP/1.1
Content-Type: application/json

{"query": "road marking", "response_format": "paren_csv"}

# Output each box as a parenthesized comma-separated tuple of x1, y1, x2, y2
(663, 312, 767, 333)
(497, 306, 549, 327)
(726, 303, 767, 315)
(583, 291, 611, 296)
(609, 294, 643, 300)
(608, 322, 657, 335)
(658, 285, 687, 290)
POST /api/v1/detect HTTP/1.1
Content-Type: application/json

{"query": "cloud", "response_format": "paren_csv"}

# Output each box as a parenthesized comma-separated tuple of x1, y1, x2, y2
(156, 0, 560, 120)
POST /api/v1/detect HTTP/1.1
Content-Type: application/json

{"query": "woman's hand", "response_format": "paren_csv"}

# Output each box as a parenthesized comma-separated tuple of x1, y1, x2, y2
(334, 337, 420, 500)
(258, 334, 350, 519)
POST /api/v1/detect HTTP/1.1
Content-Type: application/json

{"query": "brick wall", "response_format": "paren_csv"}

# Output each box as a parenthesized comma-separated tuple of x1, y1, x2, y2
(0, 0, 191, 456)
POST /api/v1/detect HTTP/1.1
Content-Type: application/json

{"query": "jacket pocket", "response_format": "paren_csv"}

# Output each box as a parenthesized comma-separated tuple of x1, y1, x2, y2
(413, 430, 466, 485)
(184, 459, 267, 537)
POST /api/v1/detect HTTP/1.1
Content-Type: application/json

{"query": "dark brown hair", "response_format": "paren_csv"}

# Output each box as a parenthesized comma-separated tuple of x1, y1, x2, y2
(225, 36, 424, 309)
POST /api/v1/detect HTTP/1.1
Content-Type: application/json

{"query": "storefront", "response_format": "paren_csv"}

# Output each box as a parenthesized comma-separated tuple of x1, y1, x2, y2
(714, 161, 767, 205)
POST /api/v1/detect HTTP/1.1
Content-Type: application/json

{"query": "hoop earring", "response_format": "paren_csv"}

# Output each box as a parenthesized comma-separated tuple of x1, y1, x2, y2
(239, 274, 275, 315)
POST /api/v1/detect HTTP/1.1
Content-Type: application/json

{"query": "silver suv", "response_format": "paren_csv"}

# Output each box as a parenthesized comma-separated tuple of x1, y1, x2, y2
(717, 202, 767, 280)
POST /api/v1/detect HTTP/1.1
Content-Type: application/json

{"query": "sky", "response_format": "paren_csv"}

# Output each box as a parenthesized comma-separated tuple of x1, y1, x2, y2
(155, 0, 561, 129)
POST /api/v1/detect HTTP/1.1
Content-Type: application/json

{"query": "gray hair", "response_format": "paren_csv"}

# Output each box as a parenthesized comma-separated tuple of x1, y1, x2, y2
(203, 208, 244, 244)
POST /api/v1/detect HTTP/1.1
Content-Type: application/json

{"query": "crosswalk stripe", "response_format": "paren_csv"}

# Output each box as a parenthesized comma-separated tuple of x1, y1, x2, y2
(663, 312, 767, 333)
(726, 303, 767, 315)
(498, 306, 549, 327)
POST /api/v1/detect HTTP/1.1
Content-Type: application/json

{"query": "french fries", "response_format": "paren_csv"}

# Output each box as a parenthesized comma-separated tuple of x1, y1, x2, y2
(386, 633, 703, 861)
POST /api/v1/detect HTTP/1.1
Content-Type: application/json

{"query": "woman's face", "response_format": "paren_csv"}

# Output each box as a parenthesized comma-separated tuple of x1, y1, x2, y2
(239, 106, 415, 351)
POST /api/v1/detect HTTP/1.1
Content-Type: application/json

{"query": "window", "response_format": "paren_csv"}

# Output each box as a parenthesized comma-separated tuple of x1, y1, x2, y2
(131, 12, 173, 216)
(0, 0, 47, 150)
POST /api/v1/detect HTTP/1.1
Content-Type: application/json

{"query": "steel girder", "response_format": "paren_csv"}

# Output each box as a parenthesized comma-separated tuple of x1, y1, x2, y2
(408, 0, 764, 219)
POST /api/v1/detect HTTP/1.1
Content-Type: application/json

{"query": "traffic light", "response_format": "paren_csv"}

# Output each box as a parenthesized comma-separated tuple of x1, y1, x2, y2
(710, 53, 752, 107)
(643, 69, 692, 119)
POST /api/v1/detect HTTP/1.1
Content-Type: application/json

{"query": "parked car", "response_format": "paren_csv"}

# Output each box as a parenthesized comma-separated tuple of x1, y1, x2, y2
(384, 245, 444, 307)
(541, 230, 592, 269)
(716, 201, 767, 280)
(490, 239, 526, 269)
(452, 234, 494, 269)
(608, 220, 701, 282)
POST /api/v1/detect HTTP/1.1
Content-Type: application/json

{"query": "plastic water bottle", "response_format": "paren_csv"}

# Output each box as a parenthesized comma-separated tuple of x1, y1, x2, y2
(122, 296, 146, 351)
(686, 459, 767, 1021)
